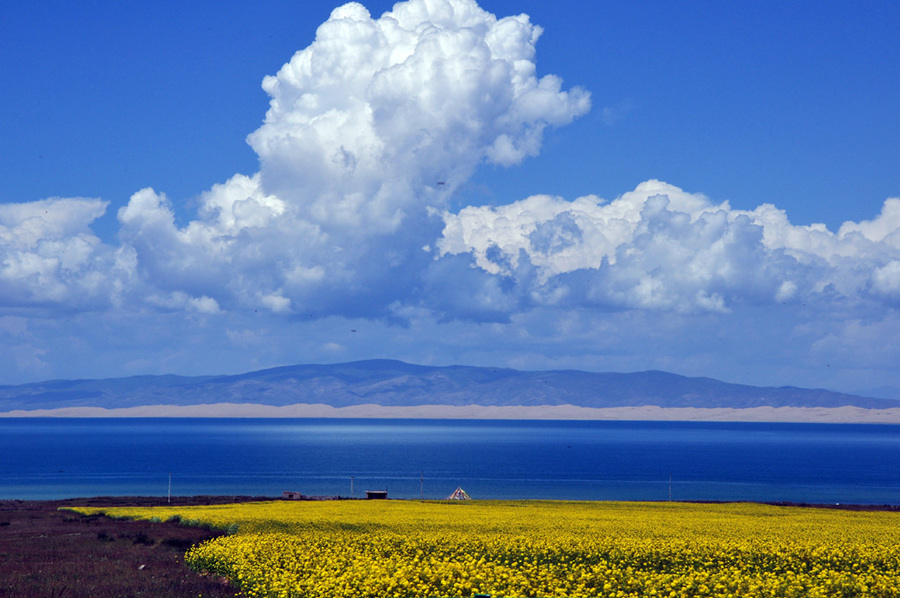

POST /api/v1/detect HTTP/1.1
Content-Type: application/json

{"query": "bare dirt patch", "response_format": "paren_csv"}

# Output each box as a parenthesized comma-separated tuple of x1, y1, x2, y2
(0, 495, 268, 598)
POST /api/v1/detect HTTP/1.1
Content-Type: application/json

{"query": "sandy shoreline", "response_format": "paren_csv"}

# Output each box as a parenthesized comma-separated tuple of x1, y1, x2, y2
(2, 402, 900, 423)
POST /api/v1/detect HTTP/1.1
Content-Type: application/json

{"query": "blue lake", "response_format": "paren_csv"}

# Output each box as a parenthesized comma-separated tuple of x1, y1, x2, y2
(1, 418, 899, 503)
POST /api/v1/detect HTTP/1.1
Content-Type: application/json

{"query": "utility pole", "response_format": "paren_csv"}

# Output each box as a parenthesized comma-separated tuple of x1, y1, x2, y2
(350, 476, 354, 499)
(420, 471, 424, 500)
(168, 473, 172, 504)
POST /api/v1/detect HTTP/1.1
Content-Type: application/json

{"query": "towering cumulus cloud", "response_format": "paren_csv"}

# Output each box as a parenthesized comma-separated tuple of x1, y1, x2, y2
(116, 0, 589, 317)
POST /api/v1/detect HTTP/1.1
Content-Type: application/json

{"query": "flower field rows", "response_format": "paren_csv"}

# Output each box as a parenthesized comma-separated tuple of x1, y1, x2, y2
(70, 500, 900, 597)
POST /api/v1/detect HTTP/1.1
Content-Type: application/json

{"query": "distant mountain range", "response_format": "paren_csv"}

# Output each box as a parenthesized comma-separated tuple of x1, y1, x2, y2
(1, 359, 898, 414)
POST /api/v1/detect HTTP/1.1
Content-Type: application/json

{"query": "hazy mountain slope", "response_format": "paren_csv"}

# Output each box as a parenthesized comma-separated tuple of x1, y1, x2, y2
(1, 360, 897, 413)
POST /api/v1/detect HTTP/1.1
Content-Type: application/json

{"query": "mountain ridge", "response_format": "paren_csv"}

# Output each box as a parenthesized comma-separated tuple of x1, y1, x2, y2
(1, 359, 897, 414)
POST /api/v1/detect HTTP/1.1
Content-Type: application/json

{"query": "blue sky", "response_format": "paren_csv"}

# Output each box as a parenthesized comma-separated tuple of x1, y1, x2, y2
(1, 0, 898, 395)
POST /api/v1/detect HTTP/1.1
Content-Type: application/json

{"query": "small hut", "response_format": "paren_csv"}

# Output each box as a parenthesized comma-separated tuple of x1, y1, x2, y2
(446, 486, 471, 500)
(366, 490, 388, 500)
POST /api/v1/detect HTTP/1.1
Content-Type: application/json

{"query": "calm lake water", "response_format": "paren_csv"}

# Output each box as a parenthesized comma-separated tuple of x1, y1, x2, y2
(1, 418, 899, 504)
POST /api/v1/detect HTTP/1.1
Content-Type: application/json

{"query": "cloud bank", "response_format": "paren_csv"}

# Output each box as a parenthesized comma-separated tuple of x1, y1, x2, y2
(436, 181, 900, 316)
(1, 0, 899, 389)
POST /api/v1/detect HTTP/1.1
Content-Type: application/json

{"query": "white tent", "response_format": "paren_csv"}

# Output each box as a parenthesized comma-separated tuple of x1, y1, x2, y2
(446, 486, 471, 500)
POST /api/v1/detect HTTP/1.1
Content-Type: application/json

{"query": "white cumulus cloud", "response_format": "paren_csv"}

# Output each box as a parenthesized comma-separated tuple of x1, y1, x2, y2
(111, 0, 589, 317)
(0, 198, 124, 308)
(437, 181, 900, 314)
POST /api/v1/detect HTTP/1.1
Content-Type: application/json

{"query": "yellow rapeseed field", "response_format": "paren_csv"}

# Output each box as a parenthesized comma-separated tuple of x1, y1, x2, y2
(71, 500, 900, 598)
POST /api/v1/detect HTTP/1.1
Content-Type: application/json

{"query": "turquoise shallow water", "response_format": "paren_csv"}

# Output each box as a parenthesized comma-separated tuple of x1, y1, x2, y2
(1, 418, 899, 503)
